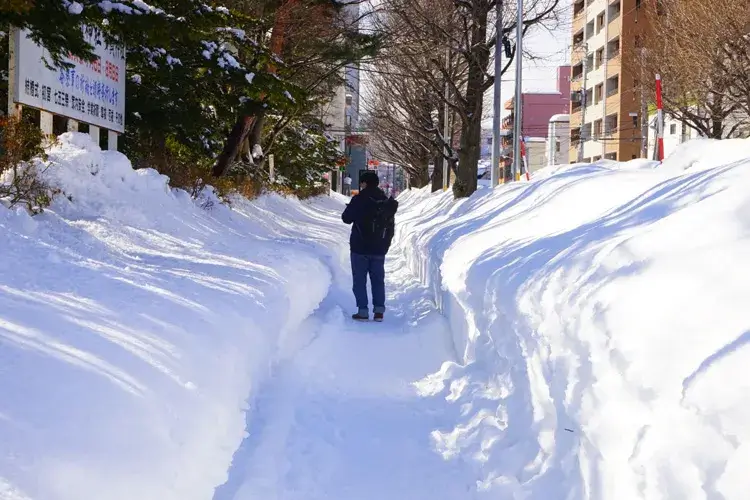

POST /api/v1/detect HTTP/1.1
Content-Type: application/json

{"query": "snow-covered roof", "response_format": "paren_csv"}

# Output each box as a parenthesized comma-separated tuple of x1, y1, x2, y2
(549, 114, 570, 122)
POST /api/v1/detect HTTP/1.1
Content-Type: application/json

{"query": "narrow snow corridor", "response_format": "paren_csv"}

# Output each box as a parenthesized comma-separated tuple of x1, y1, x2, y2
(6, 134, 750, 500)
(212, 199, 479, 500)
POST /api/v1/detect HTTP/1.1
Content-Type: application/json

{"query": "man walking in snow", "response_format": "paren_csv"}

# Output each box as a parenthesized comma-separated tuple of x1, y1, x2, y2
(341, 171, 399, 322)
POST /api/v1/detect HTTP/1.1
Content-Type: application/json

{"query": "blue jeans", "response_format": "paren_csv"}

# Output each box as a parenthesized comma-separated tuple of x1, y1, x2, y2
(351, 253, 386, 315)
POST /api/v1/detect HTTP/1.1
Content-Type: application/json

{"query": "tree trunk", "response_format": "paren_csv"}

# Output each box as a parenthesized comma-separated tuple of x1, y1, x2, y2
(455, 103, 482, 198)
(431, 154, 444, 192)
(410, 171, 429, 189)
(212, 115, 257, 177)
(453, 11, 488, 198)
(411, 158, 430, 188)
(151, 131, 168, 172)
(249, 109, 266, 155)
(213, 0, 295, 177)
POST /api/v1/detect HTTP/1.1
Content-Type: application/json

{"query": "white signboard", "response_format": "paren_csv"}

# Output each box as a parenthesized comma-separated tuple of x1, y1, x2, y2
(12, 27, 126, 133)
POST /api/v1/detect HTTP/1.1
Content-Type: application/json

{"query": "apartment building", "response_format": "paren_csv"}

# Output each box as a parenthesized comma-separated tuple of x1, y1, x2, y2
(569, 0, 649, 163)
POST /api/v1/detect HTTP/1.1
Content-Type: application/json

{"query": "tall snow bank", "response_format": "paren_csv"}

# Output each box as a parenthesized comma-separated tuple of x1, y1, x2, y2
(393, 138, 750, 498)
(0, 133, 332, 500)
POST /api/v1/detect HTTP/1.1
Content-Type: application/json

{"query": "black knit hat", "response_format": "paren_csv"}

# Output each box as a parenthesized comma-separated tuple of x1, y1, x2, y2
(360, 171, 380, 188)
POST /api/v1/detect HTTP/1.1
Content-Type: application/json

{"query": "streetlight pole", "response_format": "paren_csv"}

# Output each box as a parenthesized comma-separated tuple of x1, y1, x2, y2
(490, 0, 504, 188)
(512, 0, 523, 180)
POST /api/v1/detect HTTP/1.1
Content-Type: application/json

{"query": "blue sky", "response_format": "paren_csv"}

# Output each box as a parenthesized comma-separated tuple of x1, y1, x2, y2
(357, 0, 573, 129)
(482, 2, 573, 127)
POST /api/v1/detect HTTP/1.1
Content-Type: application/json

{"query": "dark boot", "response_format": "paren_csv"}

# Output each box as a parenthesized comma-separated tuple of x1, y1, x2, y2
(352, 312, 369, 321)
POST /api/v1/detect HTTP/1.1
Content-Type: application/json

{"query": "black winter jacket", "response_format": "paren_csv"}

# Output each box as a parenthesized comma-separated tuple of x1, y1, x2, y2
(341, 187, 398, 256)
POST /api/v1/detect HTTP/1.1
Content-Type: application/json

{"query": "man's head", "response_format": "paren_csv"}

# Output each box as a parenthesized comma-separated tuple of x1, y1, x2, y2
(359, 171, 379, 190)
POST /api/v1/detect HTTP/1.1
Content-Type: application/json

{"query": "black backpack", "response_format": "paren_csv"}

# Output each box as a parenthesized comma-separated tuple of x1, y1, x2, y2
(368, 197, 399, 245)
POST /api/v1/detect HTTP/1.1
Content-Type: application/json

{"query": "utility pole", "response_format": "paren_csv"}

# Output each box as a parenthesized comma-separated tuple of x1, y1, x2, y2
(443, 46, 451, 191)
(639, 48, 648, 158)
(490, 0, 504, 188)
(512, 0, 523, 180)
(577, 43, 589, 162)
(655, 73, 664, 161)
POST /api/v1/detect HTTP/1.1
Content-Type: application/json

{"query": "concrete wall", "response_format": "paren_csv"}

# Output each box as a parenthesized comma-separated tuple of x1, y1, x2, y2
(525, 139, 547, 173)
(546, 119, 570, 166)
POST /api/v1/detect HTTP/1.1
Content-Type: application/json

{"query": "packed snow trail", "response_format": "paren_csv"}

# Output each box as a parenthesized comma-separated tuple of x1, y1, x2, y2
(6, 133, 750, 499)
(212, 196, 482, 500)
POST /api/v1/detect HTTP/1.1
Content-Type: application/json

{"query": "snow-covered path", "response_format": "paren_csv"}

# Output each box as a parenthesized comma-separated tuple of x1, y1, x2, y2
(212, 198, 480, 500)
(7, 134, 750, 500)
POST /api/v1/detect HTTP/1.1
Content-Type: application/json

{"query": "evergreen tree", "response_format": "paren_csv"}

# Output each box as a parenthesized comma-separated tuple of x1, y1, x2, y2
(1, 0, 381, 199)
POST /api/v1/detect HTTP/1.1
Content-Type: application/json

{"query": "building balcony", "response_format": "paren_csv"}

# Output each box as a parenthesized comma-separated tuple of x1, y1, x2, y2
(607, 18, 621, 39)
(571, 63, 584, 82)
(607, 52, 621, 69)
(605, 93, 621, 113)
(571, 48, 586, 66)
(569, 111, 582, 129)
(502, 115, 514, 129)
(573, 0, 585, 18)
(570, 77, 583, 92)
(572, 10, 586, 34)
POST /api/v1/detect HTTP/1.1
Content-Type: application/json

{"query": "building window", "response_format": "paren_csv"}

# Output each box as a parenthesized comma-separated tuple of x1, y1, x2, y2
(593, 119, 603, 139)
(607, 38, 620, 59)
(670, 123, 677, 134)
(596, 12, 605, 34)
(556, 141, 561, 152)
(573, 88, 589, 108)
(595, 47, 605, 69)
(573, 30, 584, 46)
(605, 152, 617, 160)
(571, 127, 581, 145)
(572, 62, 584, 81)
(606, 75, 619, 97)
(632, 114, 638, 128)
(608, 1, 621, 20)
(582, 122, 592, 141)
(574, 0, 585, 17)
(605, 113, 619, 135)
(595, 83, 603, 104)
